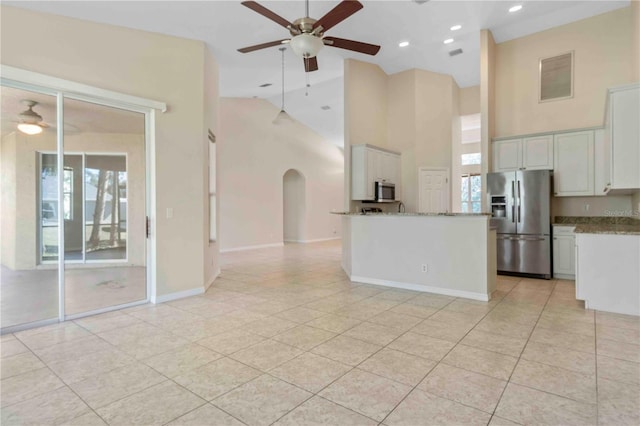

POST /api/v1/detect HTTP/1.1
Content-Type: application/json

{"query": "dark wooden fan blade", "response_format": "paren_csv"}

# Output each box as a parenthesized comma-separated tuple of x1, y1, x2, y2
(238, 40, 289, 53)
(313, 0, 363, 32)
(304, 57, 319, 72)
(323, 37, 380, 55)
(241, 1, 293, 28)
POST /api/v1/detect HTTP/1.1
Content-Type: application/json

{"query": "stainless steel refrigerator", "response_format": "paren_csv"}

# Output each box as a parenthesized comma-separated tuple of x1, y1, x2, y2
(487, 170, 551, 279)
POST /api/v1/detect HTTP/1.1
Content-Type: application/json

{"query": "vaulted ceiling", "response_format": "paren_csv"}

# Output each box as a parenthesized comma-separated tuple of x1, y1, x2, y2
(4, 1, 630, 145)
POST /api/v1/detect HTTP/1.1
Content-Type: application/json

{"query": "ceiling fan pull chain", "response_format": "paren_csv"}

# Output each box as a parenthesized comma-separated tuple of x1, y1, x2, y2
(305, 71, 310, 97)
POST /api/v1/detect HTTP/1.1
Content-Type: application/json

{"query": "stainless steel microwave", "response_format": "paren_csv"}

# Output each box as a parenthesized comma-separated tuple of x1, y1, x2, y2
(375, 181, 396, 202)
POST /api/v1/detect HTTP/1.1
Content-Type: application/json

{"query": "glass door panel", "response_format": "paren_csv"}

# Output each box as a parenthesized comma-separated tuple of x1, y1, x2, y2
(1, 86, 59, 330)
(63, 97, 146, 316)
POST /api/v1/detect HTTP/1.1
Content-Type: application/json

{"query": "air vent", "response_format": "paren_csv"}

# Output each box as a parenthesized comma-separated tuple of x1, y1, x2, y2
(449, 48, 463, 57)
(259, 83, 272, 88)
(414, 0, 430, 4)
(321, 105, 331, 110)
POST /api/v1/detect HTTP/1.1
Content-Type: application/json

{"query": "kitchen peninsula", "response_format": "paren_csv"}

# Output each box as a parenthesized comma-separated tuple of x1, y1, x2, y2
(336, 212, 497, 301)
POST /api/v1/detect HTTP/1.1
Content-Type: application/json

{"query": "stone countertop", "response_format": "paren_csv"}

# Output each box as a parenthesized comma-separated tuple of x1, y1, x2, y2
(331, 212, 491, 217)
(574, 223, 640, 235)
(553, 216, 640, 235)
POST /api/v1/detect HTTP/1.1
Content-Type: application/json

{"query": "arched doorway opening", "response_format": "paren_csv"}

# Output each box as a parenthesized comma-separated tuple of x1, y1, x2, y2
(283, 169, 306, 243)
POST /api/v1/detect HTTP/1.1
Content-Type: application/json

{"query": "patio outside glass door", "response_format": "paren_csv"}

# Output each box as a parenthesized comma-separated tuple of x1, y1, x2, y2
(63, 97, 147, 316)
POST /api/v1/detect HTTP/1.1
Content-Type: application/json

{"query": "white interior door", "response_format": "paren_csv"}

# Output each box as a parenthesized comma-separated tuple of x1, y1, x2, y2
(418, 168, 450, 213)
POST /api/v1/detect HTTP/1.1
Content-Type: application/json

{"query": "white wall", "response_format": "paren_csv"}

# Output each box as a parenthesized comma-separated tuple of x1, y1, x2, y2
(1, 6, 219, 298)
(218, 98, 343, 251)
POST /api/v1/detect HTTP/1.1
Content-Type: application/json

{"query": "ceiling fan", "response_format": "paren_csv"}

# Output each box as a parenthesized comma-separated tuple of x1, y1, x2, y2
(15, 100, 50, 135)
(237, 0, 381, 72)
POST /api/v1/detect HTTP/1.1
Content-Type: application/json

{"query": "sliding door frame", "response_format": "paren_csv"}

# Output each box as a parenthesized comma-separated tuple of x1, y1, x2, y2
(1, 65, 165, 329)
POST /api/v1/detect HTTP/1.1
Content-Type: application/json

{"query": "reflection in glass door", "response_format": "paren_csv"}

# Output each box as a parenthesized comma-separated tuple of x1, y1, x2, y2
(1, 86, 59, 330)
(63, 98, 146, 316)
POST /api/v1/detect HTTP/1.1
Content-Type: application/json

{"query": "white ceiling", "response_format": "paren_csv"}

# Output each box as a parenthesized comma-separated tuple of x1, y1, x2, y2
(5, 0, 629, 145)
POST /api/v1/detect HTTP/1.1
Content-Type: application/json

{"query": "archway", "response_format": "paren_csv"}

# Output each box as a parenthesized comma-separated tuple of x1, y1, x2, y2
(283, 169, 306, 243)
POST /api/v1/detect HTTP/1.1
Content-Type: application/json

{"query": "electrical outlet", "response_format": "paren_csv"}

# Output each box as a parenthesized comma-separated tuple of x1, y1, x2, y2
(584, 204, 590, 212)
(421, 264, 428, 273)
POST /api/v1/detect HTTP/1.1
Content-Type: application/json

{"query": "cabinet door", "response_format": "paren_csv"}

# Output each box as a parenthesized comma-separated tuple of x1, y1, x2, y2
(392, 155, 402, 199)
(493, 139, 522, 172)
(366, 149, 377, 199)
(593, 129, 610, 196)
(553, 235, 575, 277)
(522, 135, 553, 170)
(369, 149, 385, 183)
(553, 131, 594, 196)
(611, 87, 640, 189)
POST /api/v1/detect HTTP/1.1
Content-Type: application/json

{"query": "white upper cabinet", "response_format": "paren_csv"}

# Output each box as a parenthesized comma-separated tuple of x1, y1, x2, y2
(522, 135, 554, 170)
(492, 135, 553, 172)
(351, 144, 401, 201)
(492, 139, 521, 172)
(554, 130, 595, 196)
(604, 84, 640, 192)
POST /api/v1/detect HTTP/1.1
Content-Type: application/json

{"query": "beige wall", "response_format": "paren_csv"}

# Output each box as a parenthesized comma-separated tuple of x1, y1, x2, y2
(459, 85, 481, 116)
(203, 48, 220, 289)
(387, 70, 417, 212)
(1, 6, 218, 297)
(552, 195, 633, 217)
(1, 131, 145, 270)
(633, 0, 640, 81)
(480, 30, 496, 212)
(218, 98, 343, 251)
(495, 7, 636, 138)
(344, 59, 388, 210)
(345, 62, 460, 213)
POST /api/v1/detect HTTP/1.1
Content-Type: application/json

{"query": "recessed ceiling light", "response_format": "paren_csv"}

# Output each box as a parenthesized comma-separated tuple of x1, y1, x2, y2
(509, 5, 523, 13)
(398, 41, 410, 47)
(450, 25, 462, 31)
(443, 38, 454, 44)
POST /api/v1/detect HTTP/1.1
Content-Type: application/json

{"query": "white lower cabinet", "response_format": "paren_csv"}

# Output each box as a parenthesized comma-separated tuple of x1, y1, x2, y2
(553, 226, 575, 279)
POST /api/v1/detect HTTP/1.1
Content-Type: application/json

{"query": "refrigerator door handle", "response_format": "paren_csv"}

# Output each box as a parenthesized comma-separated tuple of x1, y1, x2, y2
(512, 206, 515, 223)
(517, 180, 522, 223)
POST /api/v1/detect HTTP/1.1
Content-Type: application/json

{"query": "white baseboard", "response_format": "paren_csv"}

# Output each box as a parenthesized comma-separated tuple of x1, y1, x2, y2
(220, 242, 284, 253)
(152, 287, 205, 304)
(284, 237, 341, 243)
(553, 273, 575, 281)
(349, 275, 491, 302)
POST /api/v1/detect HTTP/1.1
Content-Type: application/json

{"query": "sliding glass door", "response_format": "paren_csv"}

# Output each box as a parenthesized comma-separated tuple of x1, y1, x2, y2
(63, 98, 146, 316)
(1, 86, 60, 330)
(1, 80, 149, 332)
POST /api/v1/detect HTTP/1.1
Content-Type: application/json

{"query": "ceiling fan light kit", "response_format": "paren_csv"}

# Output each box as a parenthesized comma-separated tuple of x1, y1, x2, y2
(17, 100, 45, 135)
(290, 33, 324, 58)
(17, 123, 43, 135)
(238, 0, 380, 73)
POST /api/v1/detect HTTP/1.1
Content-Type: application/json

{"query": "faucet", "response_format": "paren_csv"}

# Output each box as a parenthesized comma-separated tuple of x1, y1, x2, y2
(398, 202, 405, 213)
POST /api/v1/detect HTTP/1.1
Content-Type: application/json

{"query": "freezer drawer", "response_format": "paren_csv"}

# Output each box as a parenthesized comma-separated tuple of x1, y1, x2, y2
(497, 234, 551, 278)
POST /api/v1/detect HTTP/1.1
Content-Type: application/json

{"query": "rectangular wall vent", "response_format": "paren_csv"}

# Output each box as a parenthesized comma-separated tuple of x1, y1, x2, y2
(449, 49, 463, 57)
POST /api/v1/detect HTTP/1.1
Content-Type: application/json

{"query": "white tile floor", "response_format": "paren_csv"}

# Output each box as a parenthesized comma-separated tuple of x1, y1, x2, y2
(1, 240, 639, 425)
